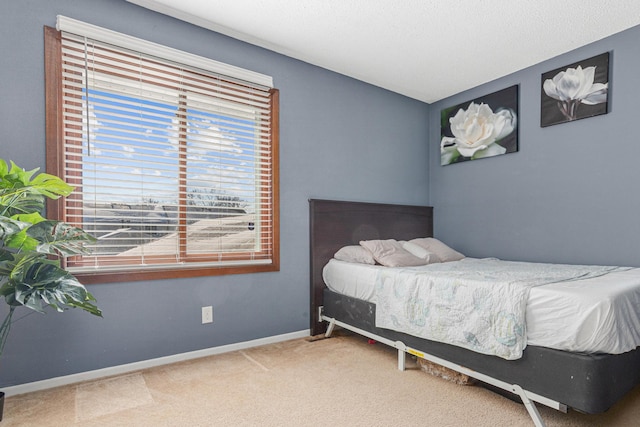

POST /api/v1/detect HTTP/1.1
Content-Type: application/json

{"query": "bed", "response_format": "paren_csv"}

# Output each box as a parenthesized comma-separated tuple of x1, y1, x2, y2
(309, 199, 640, 427)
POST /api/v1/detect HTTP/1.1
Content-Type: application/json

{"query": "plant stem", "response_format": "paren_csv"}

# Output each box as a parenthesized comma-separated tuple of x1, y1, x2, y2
(0, 306, 16, 357)
(0, 189, 26, 217)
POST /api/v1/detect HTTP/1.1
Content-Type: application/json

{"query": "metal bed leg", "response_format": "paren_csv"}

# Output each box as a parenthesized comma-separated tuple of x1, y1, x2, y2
(397, 348, 406, 371)
(512, 384, 546, 427)
(396, 341, 407, 371)
(325, 318, 336, 338)
(319, 306, 337, 339)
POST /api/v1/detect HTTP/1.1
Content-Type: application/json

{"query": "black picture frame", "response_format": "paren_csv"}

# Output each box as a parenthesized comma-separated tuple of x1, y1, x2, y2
(540, 52, 610, 127)
(440, 85, 519, 166)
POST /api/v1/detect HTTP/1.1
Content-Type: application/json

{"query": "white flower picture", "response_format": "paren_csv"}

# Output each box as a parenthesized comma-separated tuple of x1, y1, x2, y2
(440, 85, 519, 166)
(540, 53, 609, 127)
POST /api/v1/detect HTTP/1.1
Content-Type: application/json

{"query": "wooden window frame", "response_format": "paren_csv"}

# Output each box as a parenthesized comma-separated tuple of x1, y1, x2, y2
(44, 26, 279, 284)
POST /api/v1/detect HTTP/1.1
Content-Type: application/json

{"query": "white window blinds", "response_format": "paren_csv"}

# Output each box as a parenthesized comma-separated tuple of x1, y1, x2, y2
(53, 17, 278, 275)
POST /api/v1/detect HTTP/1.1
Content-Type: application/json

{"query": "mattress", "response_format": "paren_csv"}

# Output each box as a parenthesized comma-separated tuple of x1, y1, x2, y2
(322, 258, 640, 354)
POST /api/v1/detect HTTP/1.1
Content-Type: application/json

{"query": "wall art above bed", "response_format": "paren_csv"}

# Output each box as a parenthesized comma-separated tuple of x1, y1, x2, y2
(540, 52, 610, 127)
(440, 85, 519, 166)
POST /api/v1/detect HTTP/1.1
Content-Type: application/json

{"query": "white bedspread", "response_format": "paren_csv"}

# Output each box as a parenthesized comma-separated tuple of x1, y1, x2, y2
(371, 258, 627, 359)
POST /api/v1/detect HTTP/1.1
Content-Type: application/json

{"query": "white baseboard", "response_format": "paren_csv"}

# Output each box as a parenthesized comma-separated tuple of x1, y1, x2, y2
(3, 329, 309, 397)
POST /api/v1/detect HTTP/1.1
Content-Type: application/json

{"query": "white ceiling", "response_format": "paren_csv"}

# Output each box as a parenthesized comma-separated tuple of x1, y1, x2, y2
(127, 0, 640, 103)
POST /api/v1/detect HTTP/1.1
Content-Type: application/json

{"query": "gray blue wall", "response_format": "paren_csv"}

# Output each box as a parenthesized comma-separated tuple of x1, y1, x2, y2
(0, 0, 430, 387)
(3, 0, 639, 388)
(429, 25, 640, 268)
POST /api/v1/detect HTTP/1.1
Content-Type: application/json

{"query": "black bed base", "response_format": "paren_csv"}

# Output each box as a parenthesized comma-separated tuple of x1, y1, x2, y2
(323, 289, 640, 415)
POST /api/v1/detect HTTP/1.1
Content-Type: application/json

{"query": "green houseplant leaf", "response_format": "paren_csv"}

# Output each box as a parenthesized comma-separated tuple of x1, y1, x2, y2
(27, 220, 97, 256)
(0, 160, 73, 217)
(2, 256, 99, 315)
(0, 217, 25, 242)
(0, 158, 102, 358)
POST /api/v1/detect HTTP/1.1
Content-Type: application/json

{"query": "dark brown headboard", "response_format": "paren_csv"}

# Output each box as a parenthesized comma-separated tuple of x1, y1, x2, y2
(309, 199, 433, 335)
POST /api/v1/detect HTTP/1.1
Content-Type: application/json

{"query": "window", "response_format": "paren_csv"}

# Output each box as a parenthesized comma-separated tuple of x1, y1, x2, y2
(45, 17, 279, 283)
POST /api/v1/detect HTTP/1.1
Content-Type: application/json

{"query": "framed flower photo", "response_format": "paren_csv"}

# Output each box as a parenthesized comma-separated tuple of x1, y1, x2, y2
(540, 52, 609, 127)
(440, 85, 519, 166)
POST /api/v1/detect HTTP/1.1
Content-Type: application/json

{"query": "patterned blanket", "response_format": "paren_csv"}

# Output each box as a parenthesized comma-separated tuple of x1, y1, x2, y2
(374, 258, 625, 360)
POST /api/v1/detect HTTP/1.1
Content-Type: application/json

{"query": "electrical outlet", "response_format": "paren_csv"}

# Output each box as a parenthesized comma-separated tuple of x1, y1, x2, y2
(202, 306, 213, 324)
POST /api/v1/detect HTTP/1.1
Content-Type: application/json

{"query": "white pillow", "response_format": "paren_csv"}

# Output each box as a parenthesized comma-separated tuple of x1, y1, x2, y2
(334, 245, 376, 264)
(402, 241, 439, 264)
(409, 238, 465, 263)
(359, 239, 429, 267)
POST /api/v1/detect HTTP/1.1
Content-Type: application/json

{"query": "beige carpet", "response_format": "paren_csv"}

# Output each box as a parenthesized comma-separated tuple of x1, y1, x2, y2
(3, 331, 640, 426)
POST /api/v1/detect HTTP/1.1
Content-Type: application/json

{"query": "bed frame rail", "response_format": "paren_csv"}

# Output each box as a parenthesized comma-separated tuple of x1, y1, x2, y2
(320, 309, 566, 427)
